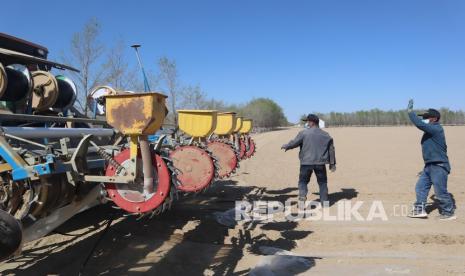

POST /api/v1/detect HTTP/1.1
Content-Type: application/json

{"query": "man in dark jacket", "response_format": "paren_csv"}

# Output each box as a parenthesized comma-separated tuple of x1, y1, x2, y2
(281, 114, 336, 204)
(407, 99, 456, 220)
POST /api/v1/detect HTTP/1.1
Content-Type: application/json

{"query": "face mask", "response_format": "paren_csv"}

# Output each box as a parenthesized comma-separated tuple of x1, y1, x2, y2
(304, 122, 309, 128)
(422, 119, 430, 124)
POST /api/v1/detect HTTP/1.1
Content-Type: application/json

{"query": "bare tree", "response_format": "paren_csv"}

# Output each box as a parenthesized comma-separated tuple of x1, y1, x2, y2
(133, 69, 160, 92)
(158, 57, 179, 124)
(179, 85, 207, 109)
(64, 18, 105, 115)
(102, 40, 139, 90)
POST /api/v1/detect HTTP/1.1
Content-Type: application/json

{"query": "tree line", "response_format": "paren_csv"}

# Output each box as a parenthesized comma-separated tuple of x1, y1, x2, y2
(184, 95, 288, 129)
(63, 18, 288, 129)
(300, 108, 465, 127)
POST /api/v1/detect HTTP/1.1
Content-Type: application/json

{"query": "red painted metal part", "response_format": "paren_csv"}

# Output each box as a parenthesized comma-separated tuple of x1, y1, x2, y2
(105, 149, 171, 214)
(207, 141, 238, 178)
(246, 137, 256, 158)
(239, 139, 246, 160)
(169, 146, 215, 192)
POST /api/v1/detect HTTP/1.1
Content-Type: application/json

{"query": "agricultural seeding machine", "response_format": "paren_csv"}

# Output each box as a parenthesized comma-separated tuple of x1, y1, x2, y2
(0, 33, 256, 261)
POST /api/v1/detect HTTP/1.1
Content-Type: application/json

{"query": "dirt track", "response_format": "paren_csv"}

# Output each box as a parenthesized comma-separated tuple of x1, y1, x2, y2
(1, 126, 464, 275)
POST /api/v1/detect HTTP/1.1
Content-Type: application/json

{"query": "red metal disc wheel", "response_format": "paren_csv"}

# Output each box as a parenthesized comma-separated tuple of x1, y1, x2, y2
(105, 149, 171, 214)
(207, 141, 238, 178)
(239, 139, 246, 160)
(246, 137, 256, 158)
(169, 146, 215, 192)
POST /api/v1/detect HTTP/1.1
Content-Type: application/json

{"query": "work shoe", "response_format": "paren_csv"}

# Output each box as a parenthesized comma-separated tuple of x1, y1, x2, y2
(313, 202, 323, 210)
(407, 209, 428, 218)
(438, 214, 457, 221)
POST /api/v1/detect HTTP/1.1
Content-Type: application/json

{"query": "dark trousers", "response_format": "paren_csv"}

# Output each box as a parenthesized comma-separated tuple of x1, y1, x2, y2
(414, 164, 455, 216)
(298, 165, 328, 202)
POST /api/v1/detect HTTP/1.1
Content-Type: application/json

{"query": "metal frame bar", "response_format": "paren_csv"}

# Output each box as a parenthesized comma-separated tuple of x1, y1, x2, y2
(0, 136, 30, 179)
(0, 113, 107, 125)
(1, 127, 115, 139)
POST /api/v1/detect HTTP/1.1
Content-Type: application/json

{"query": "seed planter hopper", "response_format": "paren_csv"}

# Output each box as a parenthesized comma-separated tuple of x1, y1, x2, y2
(169, 110, 218, 192)
(208, 112, 239, 178)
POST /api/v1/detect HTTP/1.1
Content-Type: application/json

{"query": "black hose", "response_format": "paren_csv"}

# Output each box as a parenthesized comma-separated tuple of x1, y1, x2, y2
(78, 218, 114, 276)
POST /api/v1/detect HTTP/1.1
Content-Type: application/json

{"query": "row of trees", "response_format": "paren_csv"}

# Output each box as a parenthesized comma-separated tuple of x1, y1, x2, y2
(180, 94, 288, 128)
(300, 108, 465, 127)
(241, 98, 288, 128)
(63, 18, 288, 129)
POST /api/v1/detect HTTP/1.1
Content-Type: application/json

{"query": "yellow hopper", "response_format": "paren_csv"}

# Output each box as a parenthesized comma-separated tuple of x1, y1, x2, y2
(234, 117, 243, 133)
(105, 92, 167, 135)
(214, 112, 237, 136)
(178, 110, 218, 138)
(239, 119, 253, 134)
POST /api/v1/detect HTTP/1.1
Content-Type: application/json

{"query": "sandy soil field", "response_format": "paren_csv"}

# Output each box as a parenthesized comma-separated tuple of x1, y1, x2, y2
(1, 126, 464, 275)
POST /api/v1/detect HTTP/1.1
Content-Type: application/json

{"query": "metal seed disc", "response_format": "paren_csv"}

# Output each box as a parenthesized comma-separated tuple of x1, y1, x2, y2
(239, 139, 246, 160)
(105, 149, 171, 214)
(170, 146, 215, 192)
(207, 141, 238, 178)
(246, 137, 256, 158)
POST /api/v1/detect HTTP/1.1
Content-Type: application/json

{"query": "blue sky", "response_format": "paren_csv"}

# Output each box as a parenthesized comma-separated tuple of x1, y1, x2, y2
(3, 0, 465, 121)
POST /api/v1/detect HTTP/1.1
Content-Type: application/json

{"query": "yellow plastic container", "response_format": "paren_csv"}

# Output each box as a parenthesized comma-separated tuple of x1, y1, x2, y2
(234, 117, 243, 133)
(214, 112, 237, 135)
(239, 119, 253, 134)
(178, 110, 218, 138)
(105, 92, 167, 135)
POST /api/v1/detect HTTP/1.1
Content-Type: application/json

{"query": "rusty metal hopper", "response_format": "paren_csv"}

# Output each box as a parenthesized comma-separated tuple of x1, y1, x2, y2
(105, 92, 167, 135)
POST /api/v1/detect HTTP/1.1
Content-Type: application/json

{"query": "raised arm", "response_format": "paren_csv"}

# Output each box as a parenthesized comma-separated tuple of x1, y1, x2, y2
(407, 99, 439, 135)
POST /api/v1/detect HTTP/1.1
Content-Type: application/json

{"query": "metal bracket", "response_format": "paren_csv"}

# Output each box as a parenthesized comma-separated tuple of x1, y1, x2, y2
(153, 134, 167, 152)
(83, 175, 134, 184)
(70, 134, 92, 173)
(65, 134, 92, 185)
(59, 137, 70, 156)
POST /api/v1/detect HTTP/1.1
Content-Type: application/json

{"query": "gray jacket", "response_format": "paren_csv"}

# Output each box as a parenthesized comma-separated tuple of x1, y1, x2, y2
(283, 127, 336, 166)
